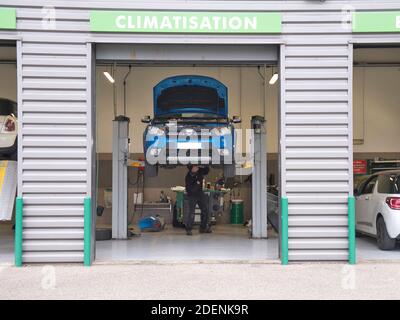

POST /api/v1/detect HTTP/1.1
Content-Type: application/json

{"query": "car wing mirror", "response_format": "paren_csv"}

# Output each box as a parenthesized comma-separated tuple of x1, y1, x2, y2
(232, 116, 241, 124)
(141, 115, 151, 123)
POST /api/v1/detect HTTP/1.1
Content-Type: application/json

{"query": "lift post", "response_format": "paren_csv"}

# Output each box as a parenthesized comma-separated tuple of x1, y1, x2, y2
(251, 116, 267, 239)
(112, 116, 130, 239)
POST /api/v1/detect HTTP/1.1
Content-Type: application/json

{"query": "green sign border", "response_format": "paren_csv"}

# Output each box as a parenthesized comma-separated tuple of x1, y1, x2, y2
(0, 8, 16, 30)
(353, 12, 400, 33)
(90, 11, 281, 34)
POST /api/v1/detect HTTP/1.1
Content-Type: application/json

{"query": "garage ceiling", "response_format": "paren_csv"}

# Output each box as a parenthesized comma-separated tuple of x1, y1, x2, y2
(96, 44, 278, 65)
(354, 47, 400, 64)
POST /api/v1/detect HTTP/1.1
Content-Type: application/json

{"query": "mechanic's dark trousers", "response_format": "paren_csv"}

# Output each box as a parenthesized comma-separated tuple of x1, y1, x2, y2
(185, 193, 209, 231)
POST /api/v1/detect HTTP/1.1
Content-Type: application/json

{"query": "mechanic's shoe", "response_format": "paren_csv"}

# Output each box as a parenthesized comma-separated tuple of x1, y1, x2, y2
(186, 229, 193, 236)
(199, 227, 212, 234)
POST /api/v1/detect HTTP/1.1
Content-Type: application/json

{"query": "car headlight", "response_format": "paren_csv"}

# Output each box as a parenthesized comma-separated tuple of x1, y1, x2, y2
(147, 126, 165, 136)
(211, 127, 231, 136)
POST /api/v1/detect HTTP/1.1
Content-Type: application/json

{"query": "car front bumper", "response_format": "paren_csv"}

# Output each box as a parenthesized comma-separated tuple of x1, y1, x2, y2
(146, 146, 234, 166)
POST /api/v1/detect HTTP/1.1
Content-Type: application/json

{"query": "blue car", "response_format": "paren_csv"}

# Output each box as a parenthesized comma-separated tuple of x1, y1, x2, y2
(142, 75, 241, 177)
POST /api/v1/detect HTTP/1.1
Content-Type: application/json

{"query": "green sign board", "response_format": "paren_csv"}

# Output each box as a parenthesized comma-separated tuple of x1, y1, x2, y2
(0, 8, 16, 29)
(353, 12, 400, 32)
(90, 11, 281, 33)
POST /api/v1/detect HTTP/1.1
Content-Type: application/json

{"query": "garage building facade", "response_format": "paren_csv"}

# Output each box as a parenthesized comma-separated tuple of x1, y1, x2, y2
(0, 0, 399, 265)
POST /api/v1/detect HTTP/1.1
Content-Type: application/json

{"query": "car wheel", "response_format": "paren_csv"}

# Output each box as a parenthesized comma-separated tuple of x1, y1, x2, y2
(223, 164, 236, 178)
(144, 161, 158, 177)
(376, 217, 396, 250)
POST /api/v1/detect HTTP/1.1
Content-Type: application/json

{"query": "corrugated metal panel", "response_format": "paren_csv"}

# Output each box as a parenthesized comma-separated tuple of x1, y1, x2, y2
(281, 2, 353, 260)
(10, 7, 90, 262)
(289, 239, 348, 250)
(23, 228, 84, 239)
(23, 240, 84, 251)
(289, 250, 348, 261)
(23, 252, 84, 263)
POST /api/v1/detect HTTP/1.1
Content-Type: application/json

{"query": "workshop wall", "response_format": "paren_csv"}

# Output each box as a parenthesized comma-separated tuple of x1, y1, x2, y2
(0, 64, 17, 102)
(353, 66, 400, 153)
(94, 64, 400, 225)
(96, 65, 400, 156)
(95, 65, 278, 224)
(96, 164, 255, 226)
(95, 65, 279, 154)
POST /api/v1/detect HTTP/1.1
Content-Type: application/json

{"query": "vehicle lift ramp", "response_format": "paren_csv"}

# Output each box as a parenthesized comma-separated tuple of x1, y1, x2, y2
(251, 116, 280, 236)
(0, 160, 17, 221)
(112, 116, 130, 239)
(251, 116, 268, 238)
(111, 115, 275, 239)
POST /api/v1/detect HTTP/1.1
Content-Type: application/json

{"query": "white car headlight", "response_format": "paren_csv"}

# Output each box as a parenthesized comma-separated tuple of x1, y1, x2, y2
(147, 126, 165, 136)
(211, 127, 231, 136)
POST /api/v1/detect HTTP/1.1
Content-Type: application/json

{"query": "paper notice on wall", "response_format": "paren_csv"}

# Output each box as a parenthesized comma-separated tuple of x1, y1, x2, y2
(353, 160, 367, 175)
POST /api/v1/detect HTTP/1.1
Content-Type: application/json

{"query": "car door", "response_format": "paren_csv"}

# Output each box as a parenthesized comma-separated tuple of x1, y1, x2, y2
(356, 175, 378, 234)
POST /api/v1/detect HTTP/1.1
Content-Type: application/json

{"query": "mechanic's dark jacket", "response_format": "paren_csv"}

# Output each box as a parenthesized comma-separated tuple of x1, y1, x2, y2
(185, 166, 210, 197)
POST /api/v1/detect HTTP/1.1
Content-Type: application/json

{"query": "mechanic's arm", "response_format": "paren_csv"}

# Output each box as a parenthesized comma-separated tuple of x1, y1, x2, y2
(199, 166, 210, 176)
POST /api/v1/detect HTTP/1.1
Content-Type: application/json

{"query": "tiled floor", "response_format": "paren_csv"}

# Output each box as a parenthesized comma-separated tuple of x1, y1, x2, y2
(95, 224, 280, 262)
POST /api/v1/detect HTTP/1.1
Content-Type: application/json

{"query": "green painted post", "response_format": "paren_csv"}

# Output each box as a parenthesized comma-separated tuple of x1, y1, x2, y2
(281, 197, 289, 265)
(84, 197, 91, 267)
(14, 197, 23, 267)
(348, 196, 356, 265)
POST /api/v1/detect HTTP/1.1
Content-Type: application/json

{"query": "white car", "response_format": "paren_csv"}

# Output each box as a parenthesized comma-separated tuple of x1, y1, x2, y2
(355, 170, 400, 250)
(0, 98, 17, 160)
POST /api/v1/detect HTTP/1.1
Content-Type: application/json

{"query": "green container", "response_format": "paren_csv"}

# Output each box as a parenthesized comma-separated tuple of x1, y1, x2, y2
(230, 199, 244, 224)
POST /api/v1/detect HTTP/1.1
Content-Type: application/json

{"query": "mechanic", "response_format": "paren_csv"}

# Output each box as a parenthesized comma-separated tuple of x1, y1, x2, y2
(184, 164, 211, 236)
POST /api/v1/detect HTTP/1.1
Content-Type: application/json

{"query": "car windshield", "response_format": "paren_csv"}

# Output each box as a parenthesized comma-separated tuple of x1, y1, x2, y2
(156, 85, 225, 116)
(0, 99, 17, 116)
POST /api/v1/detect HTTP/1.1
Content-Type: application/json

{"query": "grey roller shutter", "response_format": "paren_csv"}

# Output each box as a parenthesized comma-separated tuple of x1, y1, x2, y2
(15, 7, 91, 263)
(281, 11, 352, 261)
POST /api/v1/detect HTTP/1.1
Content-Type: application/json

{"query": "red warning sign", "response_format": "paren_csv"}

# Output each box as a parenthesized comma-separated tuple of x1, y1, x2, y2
(353, 160, 367, 175)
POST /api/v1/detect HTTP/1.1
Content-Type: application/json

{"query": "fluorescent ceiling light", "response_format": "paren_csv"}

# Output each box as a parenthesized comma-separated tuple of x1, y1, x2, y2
(103, 71, 115, 83)
(269, 72, 279, 85)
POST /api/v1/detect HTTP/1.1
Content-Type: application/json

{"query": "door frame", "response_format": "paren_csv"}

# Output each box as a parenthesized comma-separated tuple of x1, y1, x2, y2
(87, 39, 285, 265)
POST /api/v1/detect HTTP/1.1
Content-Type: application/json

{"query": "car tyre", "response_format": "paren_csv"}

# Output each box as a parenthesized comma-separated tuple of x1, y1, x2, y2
(376, 216, 396, 250)
(223, 164, 236, 178)
(145, 161, 158, 177)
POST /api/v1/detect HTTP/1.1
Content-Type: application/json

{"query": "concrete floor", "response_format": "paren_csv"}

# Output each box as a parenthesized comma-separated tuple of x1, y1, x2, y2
(1, 223, 400, 264)
(95, 224, 279, 262)
(1, 262, 400, 299)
